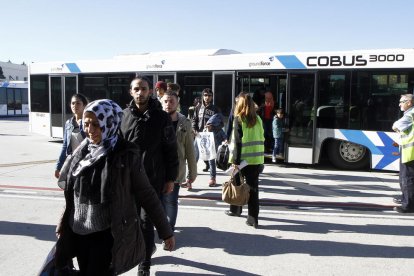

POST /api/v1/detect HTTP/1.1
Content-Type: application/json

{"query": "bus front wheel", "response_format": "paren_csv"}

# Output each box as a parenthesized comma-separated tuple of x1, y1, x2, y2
(328, 140, 370, 170)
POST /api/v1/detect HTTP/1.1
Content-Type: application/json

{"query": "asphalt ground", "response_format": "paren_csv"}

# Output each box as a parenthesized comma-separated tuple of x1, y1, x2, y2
(1, 117, 413, 276)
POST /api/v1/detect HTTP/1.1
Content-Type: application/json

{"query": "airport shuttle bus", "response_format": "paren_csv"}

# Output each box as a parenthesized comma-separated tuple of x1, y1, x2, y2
(29, 48, 414, 171)
(0, 81, 28, 116)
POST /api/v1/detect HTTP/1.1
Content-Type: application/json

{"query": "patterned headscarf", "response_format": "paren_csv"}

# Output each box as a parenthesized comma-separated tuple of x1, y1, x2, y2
(72, 99, 123, 176)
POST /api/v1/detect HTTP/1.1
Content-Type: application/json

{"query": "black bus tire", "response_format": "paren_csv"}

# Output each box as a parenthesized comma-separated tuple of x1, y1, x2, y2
(327, 139, 370, 170)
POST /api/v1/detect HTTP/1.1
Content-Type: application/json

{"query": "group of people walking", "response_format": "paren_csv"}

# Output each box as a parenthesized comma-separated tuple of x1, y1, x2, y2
(53, 77, 265, 275)
(51, 78, 414, 275)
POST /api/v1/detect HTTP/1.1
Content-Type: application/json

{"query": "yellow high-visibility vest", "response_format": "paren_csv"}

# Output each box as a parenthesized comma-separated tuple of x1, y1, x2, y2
(229, 116, 264, 165)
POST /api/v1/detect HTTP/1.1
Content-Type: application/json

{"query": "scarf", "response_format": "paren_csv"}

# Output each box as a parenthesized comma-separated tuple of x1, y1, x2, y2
(58, 99, 123, 204)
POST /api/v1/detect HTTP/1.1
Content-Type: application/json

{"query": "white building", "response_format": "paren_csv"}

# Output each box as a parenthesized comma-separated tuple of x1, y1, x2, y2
(0, 61, 28, 81)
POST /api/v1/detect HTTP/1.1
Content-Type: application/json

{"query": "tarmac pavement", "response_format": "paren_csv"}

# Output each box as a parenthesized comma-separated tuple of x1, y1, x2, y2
(1, 117, 413, 276)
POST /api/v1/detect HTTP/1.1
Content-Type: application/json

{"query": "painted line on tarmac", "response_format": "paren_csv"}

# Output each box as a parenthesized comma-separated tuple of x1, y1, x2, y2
(179, 204, 414, 220)
(0, 184, 62, 192)
(179, 194, 397, 211)
(0, 160, 56, 167)
(0, 194, 64, 201)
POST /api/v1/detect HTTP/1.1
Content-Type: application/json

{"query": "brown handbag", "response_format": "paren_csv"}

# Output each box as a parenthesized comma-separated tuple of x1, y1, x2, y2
(222, 168, 250, 206)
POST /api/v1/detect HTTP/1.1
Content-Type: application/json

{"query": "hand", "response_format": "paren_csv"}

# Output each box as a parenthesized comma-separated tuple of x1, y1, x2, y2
(163, 236, 175, 251)
(163, 181, 175, 194)
(54, 170, 60, 179)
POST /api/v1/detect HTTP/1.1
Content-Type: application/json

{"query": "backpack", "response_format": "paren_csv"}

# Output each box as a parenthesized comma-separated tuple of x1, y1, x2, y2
(216, 143, 230, 170)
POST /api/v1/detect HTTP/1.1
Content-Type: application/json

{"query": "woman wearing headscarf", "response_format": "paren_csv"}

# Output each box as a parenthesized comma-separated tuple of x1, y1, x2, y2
(226, 93, 265, 229)
(55, 99, 175, 275)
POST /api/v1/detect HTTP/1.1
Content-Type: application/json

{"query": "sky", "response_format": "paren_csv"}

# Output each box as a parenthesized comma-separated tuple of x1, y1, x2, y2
(2, 0, 414, 64)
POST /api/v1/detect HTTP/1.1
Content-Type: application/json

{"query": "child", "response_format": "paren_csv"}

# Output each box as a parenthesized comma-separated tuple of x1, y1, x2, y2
(272, 108, 288, 162)
(205, 113, 227, 187)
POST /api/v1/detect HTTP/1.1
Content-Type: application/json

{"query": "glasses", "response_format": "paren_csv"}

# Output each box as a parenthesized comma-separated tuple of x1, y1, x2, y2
(400, 100, 408, 104)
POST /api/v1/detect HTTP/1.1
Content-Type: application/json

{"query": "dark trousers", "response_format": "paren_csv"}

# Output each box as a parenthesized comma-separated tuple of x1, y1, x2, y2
(400, 160, 414, 210)
(139, 207, 156, 271)
(73, 228, 114, 276)
(229, 165, 261, 222)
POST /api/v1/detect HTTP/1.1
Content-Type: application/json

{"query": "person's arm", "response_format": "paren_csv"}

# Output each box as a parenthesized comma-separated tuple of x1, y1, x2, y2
(192, 106, 199, 133)
(55, 120, 70, 178)
(232, 118, 243, 165)
(161, 113, 179, 192)
(184, 120, 197, 182)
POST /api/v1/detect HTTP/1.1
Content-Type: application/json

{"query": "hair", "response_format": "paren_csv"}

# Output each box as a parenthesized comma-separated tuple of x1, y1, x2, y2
(72, 93, 88, 106)
(202, 88, 213, 96)
(163, 91, 179, 99)
(234, 92, 257, 128)
(131, 75, 153, 89)
(276, 108, 284, 114)
(401, 94, 414, 102)
(167, 82, 181, 92)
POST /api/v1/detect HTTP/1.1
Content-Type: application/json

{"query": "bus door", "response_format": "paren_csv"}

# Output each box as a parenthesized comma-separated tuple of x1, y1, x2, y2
(6, 88, 16, 115)
(50, 75, 77, 138)
(213, 71, 235, 129)
(286, 73, 316, 164)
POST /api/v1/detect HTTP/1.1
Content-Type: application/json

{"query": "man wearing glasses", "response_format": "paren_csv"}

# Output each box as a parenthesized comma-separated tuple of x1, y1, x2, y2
(192, 88, 222, 186)
(392, 94, 414, 213)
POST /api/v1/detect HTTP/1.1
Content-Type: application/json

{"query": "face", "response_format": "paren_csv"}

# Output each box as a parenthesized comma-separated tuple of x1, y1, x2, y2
(71, 96, 86, 116)
(156, 87, 165, 98)
(83, 112, 102, 144)
(130, 79, 151, 106)
(203, 93, 212, 105)
(399, 97, 412, 112)
(277, 112, 284, 118)
(161, 94, 178, 114)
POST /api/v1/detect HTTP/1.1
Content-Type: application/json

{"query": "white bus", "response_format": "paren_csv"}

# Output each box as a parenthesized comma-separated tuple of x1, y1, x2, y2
(0, 81, 28, 116)
(29, 48, 412, 171)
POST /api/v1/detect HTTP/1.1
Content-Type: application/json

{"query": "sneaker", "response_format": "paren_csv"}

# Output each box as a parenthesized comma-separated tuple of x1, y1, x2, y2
(276, 154, 285, 160)
(272, 156, 276, 162)
(208, 178, 216, 187)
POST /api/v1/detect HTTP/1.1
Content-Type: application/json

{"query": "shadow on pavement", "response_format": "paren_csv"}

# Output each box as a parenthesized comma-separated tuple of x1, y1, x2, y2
(0, 221, 56, 241)
(172, 225, 414, 259)
(154, 256, 259, 276)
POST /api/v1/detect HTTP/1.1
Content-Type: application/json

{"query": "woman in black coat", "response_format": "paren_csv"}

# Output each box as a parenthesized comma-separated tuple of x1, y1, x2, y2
(55, 99, 174, 275)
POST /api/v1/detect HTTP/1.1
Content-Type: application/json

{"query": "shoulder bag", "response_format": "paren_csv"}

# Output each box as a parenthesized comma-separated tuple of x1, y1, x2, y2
(222, 167, 250, 206)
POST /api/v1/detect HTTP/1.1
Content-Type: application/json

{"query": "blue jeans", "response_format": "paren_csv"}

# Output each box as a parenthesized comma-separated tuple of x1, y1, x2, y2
(161, 183, 180, 230)
(273, 137, 284, 156)
(209, 158, 216, 179)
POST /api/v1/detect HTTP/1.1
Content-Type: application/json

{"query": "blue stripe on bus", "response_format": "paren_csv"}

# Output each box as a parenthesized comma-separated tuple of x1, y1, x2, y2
(0, 83, 9, 87)
(275, 55, 306, 69)
(339, 129, 399, 169)
(65, 63, 81, 73)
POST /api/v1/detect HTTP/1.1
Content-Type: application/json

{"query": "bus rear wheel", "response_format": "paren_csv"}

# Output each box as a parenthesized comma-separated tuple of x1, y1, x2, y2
(328, 140, 370, 170)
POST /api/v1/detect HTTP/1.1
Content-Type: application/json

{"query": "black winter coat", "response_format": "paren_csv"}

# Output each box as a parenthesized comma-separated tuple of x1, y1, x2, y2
(119, 99, 178, 192)
(56, 138, 173, 275)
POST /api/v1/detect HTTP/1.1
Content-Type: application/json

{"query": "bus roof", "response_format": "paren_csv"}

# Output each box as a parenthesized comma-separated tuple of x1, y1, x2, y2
(29, 48, 414, 74)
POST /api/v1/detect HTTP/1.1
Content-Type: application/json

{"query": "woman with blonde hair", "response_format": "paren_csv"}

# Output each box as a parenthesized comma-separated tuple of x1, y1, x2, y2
(225, 92, 265, 228)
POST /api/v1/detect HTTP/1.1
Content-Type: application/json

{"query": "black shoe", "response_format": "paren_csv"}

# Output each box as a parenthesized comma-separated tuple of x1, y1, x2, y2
(394, 206, 414, 213)
(246, 216, 258, 228)
(202, 167, 209, 172)
(393, 197, 402, 204)
(225, 210, 241, 217)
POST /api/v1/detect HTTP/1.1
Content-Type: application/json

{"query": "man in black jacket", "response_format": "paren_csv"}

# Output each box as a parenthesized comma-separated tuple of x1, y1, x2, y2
(119, 76, 178, 276)
(192, 88, 221, 185)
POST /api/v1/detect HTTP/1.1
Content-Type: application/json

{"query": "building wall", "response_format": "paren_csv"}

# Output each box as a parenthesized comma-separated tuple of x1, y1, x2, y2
(0, 61, 28, 81)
